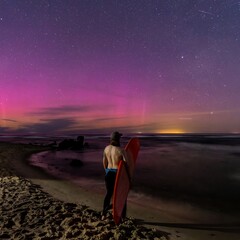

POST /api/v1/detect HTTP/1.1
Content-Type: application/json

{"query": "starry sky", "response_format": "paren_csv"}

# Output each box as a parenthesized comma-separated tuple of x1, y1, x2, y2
(0, 0, 240, 135)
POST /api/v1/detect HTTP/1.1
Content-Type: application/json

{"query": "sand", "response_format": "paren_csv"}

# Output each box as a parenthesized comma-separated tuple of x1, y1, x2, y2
(0, 142, 167, 239)
(1, 141, 240, 240)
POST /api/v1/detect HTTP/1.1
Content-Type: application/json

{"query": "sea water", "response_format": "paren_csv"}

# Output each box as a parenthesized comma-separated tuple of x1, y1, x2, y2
(28, 134, 240, 219)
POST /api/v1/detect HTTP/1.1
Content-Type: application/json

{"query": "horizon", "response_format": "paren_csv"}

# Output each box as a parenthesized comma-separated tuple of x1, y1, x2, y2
(1, 132, 240, 137)
(1, 1, 240, 135)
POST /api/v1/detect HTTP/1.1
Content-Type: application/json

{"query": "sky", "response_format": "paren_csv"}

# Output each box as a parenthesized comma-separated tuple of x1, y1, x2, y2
(0, 0, 240, 135)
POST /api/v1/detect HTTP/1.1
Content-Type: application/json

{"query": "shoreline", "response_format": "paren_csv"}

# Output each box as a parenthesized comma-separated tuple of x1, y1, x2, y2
(28, 142, 240, 219)
(1, 141, 168, 239)
(28, 149, 240, 224)
(1, 141, 240, 239)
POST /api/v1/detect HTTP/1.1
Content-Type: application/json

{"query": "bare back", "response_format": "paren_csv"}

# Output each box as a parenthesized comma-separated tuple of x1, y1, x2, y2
(103, 145, 123, 169)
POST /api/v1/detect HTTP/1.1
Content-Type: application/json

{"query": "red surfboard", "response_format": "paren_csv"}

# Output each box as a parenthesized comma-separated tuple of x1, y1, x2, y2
(112, 138, 140, 224)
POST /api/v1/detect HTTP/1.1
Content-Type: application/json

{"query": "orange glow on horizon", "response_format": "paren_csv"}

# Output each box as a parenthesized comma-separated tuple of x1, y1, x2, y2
(157, 129, 186, 134)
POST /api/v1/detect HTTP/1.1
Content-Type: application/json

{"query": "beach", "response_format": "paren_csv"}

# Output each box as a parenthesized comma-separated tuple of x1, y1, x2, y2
(1, 136, 240, 239)
(0, 141, 167, 239)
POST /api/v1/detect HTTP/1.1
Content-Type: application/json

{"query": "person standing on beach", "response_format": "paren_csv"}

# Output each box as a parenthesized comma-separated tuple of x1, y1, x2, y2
(102, 131, 127, 220)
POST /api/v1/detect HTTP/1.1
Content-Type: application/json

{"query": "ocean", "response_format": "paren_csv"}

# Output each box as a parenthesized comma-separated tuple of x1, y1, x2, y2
(24, 133, 240, 221)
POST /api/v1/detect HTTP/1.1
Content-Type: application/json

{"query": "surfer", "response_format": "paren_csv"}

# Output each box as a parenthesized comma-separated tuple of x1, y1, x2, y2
(102, 131, 127, 220)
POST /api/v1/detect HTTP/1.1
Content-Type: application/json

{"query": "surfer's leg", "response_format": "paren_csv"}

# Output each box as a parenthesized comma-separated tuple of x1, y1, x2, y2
(103, 172, 116, 215)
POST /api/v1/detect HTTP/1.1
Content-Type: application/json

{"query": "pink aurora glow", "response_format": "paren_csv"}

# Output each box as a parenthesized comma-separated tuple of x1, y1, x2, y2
(0, 1, 240, 134)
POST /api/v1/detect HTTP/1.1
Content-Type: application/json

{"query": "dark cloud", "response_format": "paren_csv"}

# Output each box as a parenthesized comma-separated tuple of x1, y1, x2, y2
(28, 105, 110, 116)
(2, 118, 18, 123)
(0, 114, 158, 135)
(16, 118, 79, 134)
(88, 117, 126, 122)
(28, 105, 94, 116)
(0, 127, 12, 133)
(77, 122, 159, 134)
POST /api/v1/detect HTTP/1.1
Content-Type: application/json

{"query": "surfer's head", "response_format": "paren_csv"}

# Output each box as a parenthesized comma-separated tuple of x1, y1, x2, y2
(110, 131, 122, 146)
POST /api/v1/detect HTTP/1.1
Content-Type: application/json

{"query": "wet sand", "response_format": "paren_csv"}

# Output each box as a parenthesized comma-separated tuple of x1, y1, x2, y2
(1, 141, 240, 239)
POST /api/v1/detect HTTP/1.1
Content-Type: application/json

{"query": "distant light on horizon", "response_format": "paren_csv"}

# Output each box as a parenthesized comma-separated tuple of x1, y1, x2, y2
(157, 129, 186, 134)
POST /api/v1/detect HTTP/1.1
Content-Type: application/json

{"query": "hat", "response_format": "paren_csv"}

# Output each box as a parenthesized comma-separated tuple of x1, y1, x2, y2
(110, 131, 122, 140)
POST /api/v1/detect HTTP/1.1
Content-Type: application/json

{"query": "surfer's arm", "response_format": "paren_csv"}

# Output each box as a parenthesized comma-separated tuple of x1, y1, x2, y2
(103, 151, 108, 169)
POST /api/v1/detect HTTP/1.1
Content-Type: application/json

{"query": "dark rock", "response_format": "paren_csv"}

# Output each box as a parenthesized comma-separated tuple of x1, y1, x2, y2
(58, 139, 75, 150)
(46, 141, 57, 147)
(77, 135, 84, 144)
(70, 159, 83, 167)
(58, 136, 87, 150)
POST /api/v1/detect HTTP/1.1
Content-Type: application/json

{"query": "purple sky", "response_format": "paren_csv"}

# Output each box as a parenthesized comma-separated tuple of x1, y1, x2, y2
(1, 0, 240, 135)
